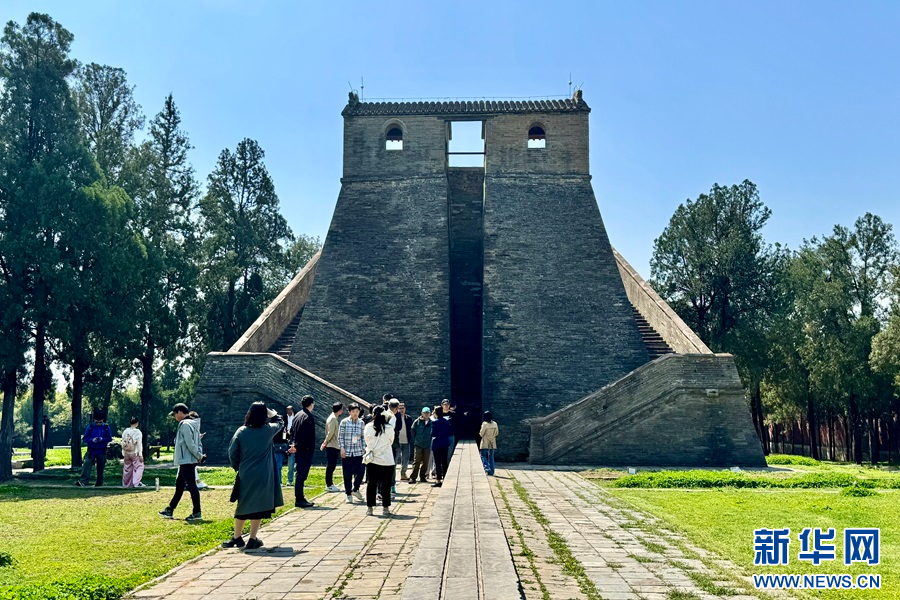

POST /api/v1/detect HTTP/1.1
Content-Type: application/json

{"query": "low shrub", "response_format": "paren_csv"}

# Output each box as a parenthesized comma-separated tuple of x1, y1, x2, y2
(765, 454, 820, 466)
(779, 473, 863, 489)
(611, 470, 879, 489)
(0, 575, 133, 600)
(613, 471, 753, 489)
(841, 484, 879, 497)
(0, 552, 13, 568)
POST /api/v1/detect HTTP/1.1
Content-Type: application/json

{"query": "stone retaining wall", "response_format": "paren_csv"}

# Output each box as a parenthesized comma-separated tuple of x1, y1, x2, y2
(193, 352, 371, 464)
(529, 353, 766, 466)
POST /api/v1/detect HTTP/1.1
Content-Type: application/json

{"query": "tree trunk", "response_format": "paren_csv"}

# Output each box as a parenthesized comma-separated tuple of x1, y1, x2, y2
(849, 396, 863, 464)
(887, 416, 892, 464)
(140, 342, 154, 457)
(0, 368, 16, 481)
(749, 381, 768, 454)
(806, 390, 819, 460)
(224, 278, 237, 350)
(870, 416, 880, 466)
(829, 415, 835, 461)
(843, 414, 852, 463)
(71, 353, 87, 468)
(31, 322, 48, 472)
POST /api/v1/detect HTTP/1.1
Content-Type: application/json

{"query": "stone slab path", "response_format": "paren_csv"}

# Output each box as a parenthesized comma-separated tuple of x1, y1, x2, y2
(127, 457, 780, 600)
(128, 479, 440, 600)
(496, 468, 781, 600)
(402, 442, 520, 600)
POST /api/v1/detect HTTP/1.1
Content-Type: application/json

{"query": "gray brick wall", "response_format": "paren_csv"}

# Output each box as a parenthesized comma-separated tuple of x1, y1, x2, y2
(482, 176, 650, 460)
(193, 353, 371, 464)
(529, 354, 766, 467)
(195, 95, 762, 468)
(288, 175, 452, 407)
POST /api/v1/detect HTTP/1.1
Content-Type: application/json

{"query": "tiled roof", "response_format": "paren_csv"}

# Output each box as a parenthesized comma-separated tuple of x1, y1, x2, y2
(342, 96, 589, 117)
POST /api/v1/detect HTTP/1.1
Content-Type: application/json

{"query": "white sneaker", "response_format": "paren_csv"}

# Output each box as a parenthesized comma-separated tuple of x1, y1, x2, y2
(134, 482, 146, 488)
(326, 485, 341, 493)
(382, 506, 391, 517)
(366, 507, 374, 516)
(197, 481, 209, 489)
(352, 491, 363, 501)
(346, 495, 354, 503)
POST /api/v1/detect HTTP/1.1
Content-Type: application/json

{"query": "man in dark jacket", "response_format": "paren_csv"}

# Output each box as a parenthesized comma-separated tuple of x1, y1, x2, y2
(409, 407, 433, 484)
(289, 395, 316, 507)
(77, 410, 113, 487)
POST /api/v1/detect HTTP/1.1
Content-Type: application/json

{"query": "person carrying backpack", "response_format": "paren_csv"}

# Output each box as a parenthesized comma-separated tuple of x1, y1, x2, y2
(77, 410, 113, 487)
(121, 417, 145, 488)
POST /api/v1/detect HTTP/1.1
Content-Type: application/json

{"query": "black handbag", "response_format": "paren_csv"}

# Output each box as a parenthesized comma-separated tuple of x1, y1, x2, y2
(229, 474, 240, 503)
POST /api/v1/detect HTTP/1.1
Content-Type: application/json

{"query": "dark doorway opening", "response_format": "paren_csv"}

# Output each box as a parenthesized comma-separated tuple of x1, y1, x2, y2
(447, 160, 484, 439)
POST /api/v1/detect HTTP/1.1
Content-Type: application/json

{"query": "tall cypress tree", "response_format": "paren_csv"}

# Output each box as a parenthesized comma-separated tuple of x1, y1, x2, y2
(73, 63, 144, 186)
(0, 13, 98, 472)
(198, 138, 293, 352)
(124, 95, 198, 455)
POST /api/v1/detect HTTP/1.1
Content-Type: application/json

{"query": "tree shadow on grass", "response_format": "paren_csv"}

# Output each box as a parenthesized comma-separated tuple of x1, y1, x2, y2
(0, 483, 152, 501)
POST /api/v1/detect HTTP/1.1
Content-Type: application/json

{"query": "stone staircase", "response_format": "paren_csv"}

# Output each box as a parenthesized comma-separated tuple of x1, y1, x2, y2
(267, 310, 303, 359)
(631, 305, 673, 360)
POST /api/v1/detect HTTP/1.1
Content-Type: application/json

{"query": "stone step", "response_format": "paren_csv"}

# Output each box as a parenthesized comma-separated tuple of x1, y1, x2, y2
(631, 306, 674, 358)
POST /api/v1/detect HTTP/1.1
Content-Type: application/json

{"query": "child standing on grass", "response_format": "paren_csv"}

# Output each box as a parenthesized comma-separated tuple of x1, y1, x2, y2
(121, 417, 145, 488)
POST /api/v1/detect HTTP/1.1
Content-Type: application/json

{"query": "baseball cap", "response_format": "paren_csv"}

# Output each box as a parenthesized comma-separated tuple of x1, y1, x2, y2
(422, 407, 431, 414)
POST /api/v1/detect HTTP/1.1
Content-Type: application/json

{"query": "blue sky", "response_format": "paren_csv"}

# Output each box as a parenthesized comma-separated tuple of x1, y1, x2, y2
(4, 1, 899, 277)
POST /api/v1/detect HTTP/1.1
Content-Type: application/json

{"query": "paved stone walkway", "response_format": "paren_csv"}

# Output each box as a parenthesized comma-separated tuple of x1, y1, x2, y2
(402, 442, 520, 600)
(495, 468, 775, 600)
(127, 459, 779, 600)
(129, 480, 440, 600)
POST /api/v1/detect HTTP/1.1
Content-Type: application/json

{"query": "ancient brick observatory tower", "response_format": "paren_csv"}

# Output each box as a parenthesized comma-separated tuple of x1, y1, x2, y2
(195, 91, 765, 467)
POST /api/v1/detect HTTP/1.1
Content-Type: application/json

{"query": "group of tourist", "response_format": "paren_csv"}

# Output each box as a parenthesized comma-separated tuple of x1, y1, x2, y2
(73, 393, 499, 552)
(219, 394, 500, 550)
(76, 405, 210, 494)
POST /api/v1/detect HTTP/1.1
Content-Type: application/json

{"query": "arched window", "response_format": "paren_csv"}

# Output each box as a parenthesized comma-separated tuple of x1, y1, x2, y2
(528, 125, 546, 149)
(386, 126, 403, 150)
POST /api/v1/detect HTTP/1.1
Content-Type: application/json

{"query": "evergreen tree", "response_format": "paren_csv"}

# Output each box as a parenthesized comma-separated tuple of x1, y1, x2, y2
(124, 95, 198, 456)
(0, 13, 98, 472)
(73, 62, 144, 185)
(53, 183, 144, 466)
(650, 180, 781, 448)
(198, 138, 292, 352)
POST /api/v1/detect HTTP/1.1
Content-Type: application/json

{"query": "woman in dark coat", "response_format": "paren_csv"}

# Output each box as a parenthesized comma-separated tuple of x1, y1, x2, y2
(222, 402, 284, 550)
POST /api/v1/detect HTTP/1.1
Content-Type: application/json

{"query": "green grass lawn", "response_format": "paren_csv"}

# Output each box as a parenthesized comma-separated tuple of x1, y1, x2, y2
(0, 468, 333, 599)
(585, 456, 899, 599)
(608, 488, 898, 599)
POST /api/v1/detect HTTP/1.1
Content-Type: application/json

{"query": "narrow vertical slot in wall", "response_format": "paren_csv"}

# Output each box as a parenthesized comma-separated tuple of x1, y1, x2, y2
(447, 120, 485, 436)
